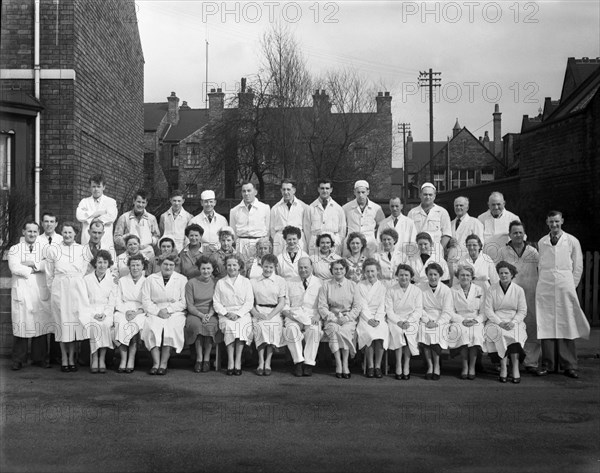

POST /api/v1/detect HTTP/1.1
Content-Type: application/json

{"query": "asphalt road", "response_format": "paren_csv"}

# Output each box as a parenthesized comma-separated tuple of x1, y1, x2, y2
(1, 353, 598, 473)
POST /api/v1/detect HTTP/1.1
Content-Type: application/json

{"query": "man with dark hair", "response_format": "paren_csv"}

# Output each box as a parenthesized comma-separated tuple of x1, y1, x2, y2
(8, 221, 53, 370)
(270, 179, 307, 256)
(159, 189, 193, 252)
(377, 196, 417, 256)
(536, 211, 590, 378)
(76, 174, 118, 250)
(303, 178, 346, 256)
(114, 189, 160, 259)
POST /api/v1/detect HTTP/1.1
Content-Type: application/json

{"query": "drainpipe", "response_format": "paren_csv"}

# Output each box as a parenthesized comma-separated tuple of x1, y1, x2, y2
(34, 0, 41, 223)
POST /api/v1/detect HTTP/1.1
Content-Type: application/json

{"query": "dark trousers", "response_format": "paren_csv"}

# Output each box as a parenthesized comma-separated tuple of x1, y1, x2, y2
(12, 335, 48, 364)
(541, 338, 578, 371)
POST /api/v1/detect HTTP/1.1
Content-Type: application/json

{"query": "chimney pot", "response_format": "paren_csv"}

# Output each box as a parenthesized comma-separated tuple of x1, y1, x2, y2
(378, 92, 383, 96)
(217, 88, 222, 93)
(170, 91, 176, 97)
(384, 91, 390, 96)
(210, 88, 216, 93)
(321, 89, 325, 95)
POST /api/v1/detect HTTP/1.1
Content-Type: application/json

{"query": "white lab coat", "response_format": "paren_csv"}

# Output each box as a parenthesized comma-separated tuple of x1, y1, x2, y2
(8, 242, 52, 337)
(483, 282, 527, 357)
(458, 253, 499, 290)
(536, 233, 590, 340)
(141, 272, 188, 352)
(213, 274, 254, 345)
(450, 283, 485, 349)
(451, 214, 485, 261)
(406, 252, 450, 285)
(83, 272, 116, 353)
(76, 194, 118, 249)
(277, 249, 309, 280)
(356, 280, 389, 350)
(113, 274, 147, 346)
(385, 283, 422, 354)
(477, 209, 520, 262)
(417, 282, 453, 348)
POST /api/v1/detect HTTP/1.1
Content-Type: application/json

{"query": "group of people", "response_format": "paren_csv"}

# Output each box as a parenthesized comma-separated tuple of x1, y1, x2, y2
(8, 174, 590, 381)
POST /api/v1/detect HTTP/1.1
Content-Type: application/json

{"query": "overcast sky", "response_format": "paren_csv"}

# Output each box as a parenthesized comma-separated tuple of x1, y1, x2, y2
(137, 0, 599, 163)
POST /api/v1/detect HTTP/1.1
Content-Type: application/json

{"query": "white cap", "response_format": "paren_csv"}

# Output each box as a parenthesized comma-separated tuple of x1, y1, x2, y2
(354, 180, 369, 189)
(201, 190, 216, 200)
(420, 182, 436, 191)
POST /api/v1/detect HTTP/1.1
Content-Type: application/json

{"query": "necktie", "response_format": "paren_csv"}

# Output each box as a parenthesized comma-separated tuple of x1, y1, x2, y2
(48, 236, 52, 244)
(393, 217, 398, 227)
(247, 204, 252, 212)
(321, 199, 328, 208)
(29, 244, 34, 253)
(286, 202, 292, 210)
(303, 279, 308, 290)
(387, 252, 392, 260)
(456, 217, 461, 229)
(289, 252, 296, 263)
(207, 214, 212, 223)
(550, 235, 558, 246)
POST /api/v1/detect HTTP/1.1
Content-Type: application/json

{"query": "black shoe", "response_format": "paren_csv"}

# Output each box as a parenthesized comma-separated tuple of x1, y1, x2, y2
(498, 376, 508, 383)
(425, 372, 433, 380)
(564, 369, 579, 379)
(302, 365, 313, 377)
(366, 368, 374, 378)
(234, 369, 242, 376)
(403, 374, 410, 380)
(460, 374, 468, 380)
(61, 365, 70, 372)
(335, 372, 342, 379)
(148, 367, 158, 375)
(226, 369, 234, 376)
(374, 368, 383, 379)
(395, 374, 402, 380)
(432, 373, 440, 381)
(342, 373, 351, 379)
(156, 368, 167, 376)
(512, 377, 521, 384)
(68, 365, 77, 372)
(536, 369, 549, 377)
(294, 363, 303, 377)
(11, 362, 22, 371)
(467, 374, 476, 380)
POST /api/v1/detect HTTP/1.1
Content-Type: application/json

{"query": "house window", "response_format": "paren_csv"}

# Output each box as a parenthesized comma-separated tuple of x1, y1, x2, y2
(451, 169, 476, 189)
(480, 168, 495, 182)
(433, 170, 446, 192)
(186, 183, 198, 199)
(184, 143, 201, 168)
(171, 146, 179, 168)
(0, 132, 13, 190)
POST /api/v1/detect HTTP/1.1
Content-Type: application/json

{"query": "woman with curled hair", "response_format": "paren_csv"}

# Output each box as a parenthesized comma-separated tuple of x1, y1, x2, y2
(209, 226, 241, 280)
(310, 233, 342, 280)
(458, 234, 498, 290)
(147, 237, 181, 274)
(141, 253, 188, 375)
(373, 228, 404, 288)
(344, 232, 368, 283)
(113, 253, 147, 373)
(385, 264, 423, 380)
(185, 255, 221, 373)
(179, 223, 205, 279)
(318, 259, 360, 379)
(484, 261, 527, 383)
(250, 254, 287, 376)
(246, 238, 273, 280)
(213, 254, 254, 375)
(418, 262, 453, 380)
(45, 221, 89, 372)
(450, 264, 485, 380)
(277, 226, 309, 280)
(406, 232, 450, 285)
(83, 249, 117, 374)
(116, 234, 148, 278)
(356, 258, 389, 378)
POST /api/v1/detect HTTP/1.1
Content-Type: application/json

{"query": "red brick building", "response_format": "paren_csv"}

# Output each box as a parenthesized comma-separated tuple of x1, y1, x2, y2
(0, 0, 145, 244)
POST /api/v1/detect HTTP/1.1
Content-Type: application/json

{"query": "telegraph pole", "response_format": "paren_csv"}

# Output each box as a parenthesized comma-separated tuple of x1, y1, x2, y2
(397, 122, 411, 202)
(418, 69, 441, 184)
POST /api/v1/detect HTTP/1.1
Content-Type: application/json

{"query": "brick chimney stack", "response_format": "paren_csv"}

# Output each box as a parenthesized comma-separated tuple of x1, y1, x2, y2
(483, 131, 490, 150)
(493, 103, 501, 157)
(406, 130, 413, 161)
(312, 89, 331, 116)
(167, 92, 180, 125)
(376, 91, 392, 115)
(238, 78, 254, 110)
(208, 88, 224, 120)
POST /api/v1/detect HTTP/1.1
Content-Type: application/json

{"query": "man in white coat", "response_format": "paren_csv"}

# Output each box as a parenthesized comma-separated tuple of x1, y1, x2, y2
(270, 179, 307, 256)
(377, 196, 417, 256)
(536, 211, 590, 378)
(76, 174, 118, 250)
(342, 180, 385, 257)
(281, 257, 323, 377)
(159, 189, 193, 252)
(451, 196, 484, 261)
(229, 182, 271, 263)
(407, 182, 452, 256)
(477, 192, 519, 263)
(189, 190, 228, 255)
(8, 221, 53, 370)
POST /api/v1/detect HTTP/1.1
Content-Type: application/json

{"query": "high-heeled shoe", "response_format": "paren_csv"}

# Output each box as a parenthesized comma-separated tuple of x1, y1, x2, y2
(460, 373, 468, 380)
(432, 373, 440, 381)
(467, 374, 476, 380)
(395, 374, 402, 380)
(335, 372, 342, 379)
(498, 376, 508, 383)
(425, 372, 433, 380)
(403, 373, 411, 380)
(512, 377, 521, 384)
(68, 365, 77, 372)
(61, 365, 70, 373)
(226, 369, 234, 376)
(342, 373, 351, 379)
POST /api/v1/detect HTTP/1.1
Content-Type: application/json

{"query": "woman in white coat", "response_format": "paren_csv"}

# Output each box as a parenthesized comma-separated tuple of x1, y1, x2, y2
(356, 258, 389, 378)
(484, 261, 527, 383)
(450, 265, 485, 380)
(141, 253, 188, 375)
(418, 263, 453, 380)
(113, 253, 147, 373)
(213, 254, 254, 375)
(385, 264, 423, 380)
(83, 250, 117, 373)
(45, 221, 90, 372)
(250, 254, 287, 376)
(318, 259, 360, 379)
(458, 234, 498, 290)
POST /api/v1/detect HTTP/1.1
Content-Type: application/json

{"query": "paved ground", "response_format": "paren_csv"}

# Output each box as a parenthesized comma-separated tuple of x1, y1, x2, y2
(1, 331, 598, 473)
